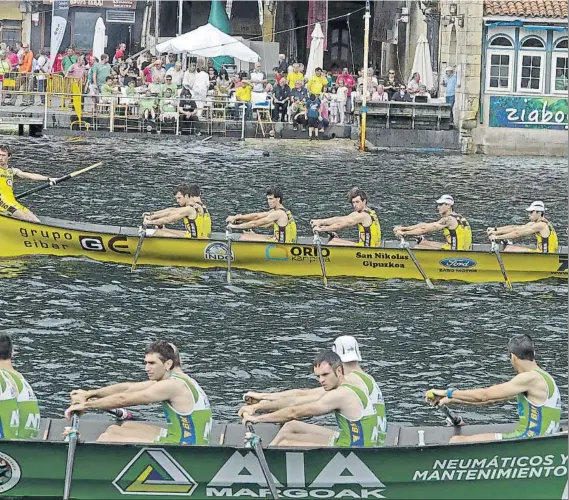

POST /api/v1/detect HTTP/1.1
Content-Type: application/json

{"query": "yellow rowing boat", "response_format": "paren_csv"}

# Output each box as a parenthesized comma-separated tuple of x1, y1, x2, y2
(0, 215, 566, 283)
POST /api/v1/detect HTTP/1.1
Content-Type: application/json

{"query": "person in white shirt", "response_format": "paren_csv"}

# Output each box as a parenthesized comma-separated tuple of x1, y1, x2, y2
(192, 67, 210, 118)
(166, 62, 184, 87)
(35, 50, 49, 104)
(249, 61, 266, 105)
(336, 79, 348, 125)
(407, 72, 421, 94)
(371, 84, 389, 102)
(182, 63, 197, 90)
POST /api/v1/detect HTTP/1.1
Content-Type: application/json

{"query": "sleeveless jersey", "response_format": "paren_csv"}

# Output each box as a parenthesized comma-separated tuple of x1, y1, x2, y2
(443, 213, 472, 251)
(357, 208, 381, 247)
(0, 370, 19, 439)
(0, 166, 16, 204)
(183, 203, 211, 239)
(351, 371, 387, 446)
(158, 373, 212, 445)
(536, 219, 558, 254)
(503, 368, 561, 440)
(273, 208, 297, 243)
(334, 383, 380, 447)
(3, 369, 40, 439)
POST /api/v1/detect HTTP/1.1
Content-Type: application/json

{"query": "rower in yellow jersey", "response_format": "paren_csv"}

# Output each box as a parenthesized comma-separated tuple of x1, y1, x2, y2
(487, 201, 558, 253)
(0, 145, 56, 223)
(143, 184, 212, 239)
(311, 188, 381, 247)
(393, 194, 472, 250)
(226, 186, 297, 243)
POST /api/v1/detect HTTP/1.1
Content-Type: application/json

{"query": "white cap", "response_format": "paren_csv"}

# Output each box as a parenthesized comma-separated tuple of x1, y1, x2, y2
(445, 66, 454, 72)
(332, 336, 362, 363)
(526, 200, 546, 212)
(436, 194, 454, 206)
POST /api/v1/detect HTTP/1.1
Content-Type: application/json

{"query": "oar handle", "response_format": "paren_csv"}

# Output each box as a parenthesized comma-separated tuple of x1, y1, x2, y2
(426, 391, 464, 427)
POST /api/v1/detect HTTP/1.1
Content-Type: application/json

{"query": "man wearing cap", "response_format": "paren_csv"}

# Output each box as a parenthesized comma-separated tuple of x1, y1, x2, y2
(486, 201, 558, 253)
(241, 349, 382, 448)
(442, 66, 456, 122)
(239, 336, 387, 446)
(393, 194, 472, 250)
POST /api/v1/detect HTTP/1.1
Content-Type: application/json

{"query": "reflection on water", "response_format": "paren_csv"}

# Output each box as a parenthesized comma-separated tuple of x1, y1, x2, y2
(0, 135, 566, 427)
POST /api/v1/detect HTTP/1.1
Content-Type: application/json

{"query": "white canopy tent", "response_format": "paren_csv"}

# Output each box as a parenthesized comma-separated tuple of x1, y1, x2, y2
(411, 34, 434, 90)
(155, 23, 260, 62)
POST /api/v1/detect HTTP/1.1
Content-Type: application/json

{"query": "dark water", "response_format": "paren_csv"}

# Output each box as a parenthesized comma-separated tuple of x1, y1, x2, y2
(0, 135, 567, 428)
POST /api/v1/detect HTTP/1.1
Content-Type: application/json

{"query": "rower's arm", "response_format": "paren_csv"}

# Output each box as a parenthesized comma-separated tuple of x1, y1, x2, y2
(147, 207, 178, 219)
(311, 216, 343, 226)
(77, 380, 156, 401)
(252, 389, 342, 423)
(232, 211, 279, 230)
(490, 223, 528, 236)
(84, 379, 176, 410)
(251, 391, 325, 413)
(446, 372, 537, 406)
(396, 220, 447, 236)
(493, 222, 542, 241)
(315, 212, 365, 232)
(229, 212, 268, 223)
(12, 168, 50, 182)
(146, 206, 195, 226)
(245, 387, 324, 401)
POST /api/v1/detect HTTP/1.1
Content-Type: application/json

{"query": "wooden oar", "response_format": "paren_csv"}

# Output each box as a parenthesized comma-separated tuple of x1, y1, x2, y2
(226, 225, 233, 284)
(313, 230, 328, 289)
(245, 423, 279, 499)
(399, 238, 434, 289)
(15, 162, 103, 200)
(63, 413, 80, 500)
(491, 241, 513, 290)
(131, 222, 147, 272)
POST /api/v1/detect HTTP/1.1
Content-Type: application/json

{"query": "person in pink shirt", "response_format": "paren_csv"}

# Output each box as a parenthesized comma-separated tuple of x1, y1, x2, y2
(336, 68, 355, 124)
(65, 58, 86, 81)
(6, 47, 19, 69)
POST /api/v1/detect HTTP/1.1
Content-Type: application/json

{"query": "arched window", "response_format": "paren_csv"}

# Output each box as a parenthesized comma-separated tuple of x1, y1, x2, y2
(489, 36, 513, 48)
(518, 36, 546, 92)
(520, 36, 545, 49)
(552, 38, 568, 93)
(486, 34, 514, 92)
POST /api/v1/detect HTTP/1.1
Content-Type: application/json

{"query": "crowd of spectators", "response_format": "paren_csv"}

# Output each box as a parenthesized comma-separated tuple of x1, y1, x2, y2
(0, 42, 453, 132)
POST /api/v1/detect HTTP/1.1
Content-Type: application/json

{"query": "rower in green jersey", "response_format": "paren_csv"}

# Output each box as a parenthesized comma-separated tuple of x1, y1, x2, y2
(426, 334, 561, 443)
(240, 335, 387, 446)
(66, 341, 212, 445)
(241, 349, 380, 447)
(0, 334, 40, 439)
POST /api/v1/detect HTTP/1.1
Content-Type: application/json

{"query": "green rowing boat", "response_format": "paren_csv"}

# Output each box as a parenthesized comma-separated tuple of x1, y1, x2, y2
(1, 419, 566, 499)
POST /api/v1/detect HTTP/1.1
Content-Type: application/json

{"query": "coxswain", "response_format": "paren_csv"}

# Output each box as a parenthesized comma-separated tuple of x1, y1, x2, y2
(426, 334, 561, 443)
(240, 335, 387, 446)
(311, 188, 381, 247)
(66, 341, 212, 444)
(241, 349, 381, 447)
(143, 184, 211, 239)
(0, 334, 41, 439)
(0, 145, 56, 223)
(226, 186, 297, 243)
(487, 200, 558, 253)
(394, 194, 472, 250)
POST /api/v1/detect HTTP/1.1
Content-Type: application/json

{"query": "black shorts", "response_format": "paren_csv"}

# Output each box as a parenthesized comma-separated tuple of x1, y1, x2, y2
(307, 116, 319, 128)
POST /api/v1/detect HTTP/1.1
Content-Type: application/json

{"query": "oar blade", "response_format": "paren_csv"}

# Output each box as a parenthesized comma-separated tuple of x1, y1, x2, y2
(131, 226, 146, 272)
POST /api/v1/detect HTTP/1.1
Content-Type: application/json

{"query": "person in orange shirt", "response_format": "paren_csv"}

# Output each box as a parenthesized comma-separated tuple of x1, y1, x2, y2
(19, 44, 34, 105)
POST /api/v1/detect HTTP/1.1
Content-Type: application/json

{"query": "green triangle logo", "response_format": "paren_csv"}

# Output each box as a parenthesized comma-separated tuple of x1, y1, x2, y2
(113, 448, 197, 495)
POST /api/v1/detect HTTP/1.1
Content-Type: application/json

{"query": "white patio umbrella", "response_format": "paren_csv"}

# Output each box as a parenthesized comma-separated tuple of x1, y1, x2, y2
(411, 33, 434, 91)
(92, 17, 106, 61)
(155, 23, 259, 62)
(305, 22, 324, 79)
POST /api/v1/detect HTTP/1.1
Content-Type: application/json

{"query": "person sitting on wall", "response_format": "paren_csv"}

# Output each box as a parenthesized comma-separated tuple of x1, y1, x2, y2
(391, 84, 412, 102)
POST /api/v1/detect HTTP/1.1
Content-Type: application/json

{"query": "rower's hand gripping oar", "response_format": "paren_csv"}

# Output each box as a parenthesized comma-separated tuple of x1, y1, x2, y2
(491, 241, 513, 290)
(15, 162, 103, 200)
(63, 412, 80, 500)
(131, 219, 147, 272)
(313, 230, 328, 289)
(399, 237, 434, 289)
(245, 423, 279, 499)
(426, 391, 464, 427)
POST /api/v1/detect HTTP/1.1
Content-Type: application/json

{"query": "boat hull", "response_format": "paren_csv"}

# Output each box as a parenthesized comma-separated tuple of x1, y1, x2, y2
(0, 215, 566, 283)
(0, 427, 566, 499)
